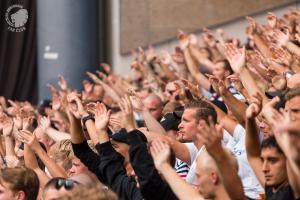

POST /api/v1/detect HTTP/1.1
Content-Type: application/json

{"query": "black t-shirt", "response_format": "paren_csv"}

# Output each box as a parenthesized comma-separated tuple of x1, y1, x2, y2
(265, 185, 295, 200)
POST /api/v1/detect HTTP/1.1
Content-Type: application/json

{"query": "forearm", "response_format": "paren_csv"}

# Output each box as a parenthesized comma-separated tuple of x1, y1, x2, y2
(24, 145, 49, 188)
(160, 163, 203, 200)
(212, 151, 246, 200)
(68, 112, 85, 144)
(253, 34, 272, 58)
(45, 128, 70, 142)
(286, 41, 300, 58)
(222, 91, 247, 127)
(253, 64, 271, 82)
(245, 118, 261, 158)
(34, 146, 67, 178)
(85, 120, 99, 145)
(239, 68, 268, 105)
(189, 45, 214, 72)
(4, 136, 15, 156)
(97, 82, 121, 103)
(141, 110, 167, 134)
(183, 48, 211, 90)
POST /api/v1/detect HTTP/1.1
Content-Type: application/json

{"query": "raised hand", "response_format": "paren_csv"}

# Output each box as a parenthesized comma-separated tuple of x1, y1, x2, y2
(39, 116, 51, 132)
(171, 47, 185, 64)
(18, 130, 40, 152)
(226, 74, 244, 92)
(22, 116, 34, 131)
(86, 71, 101, 84)
(67, 92, 86, 119)
(196, 117, 223, 156)
(94, 102, 111, 131)
(128, 90, 144, 112)
(13, 115, 23, 130)
(202, 28, 216, 48)
(100, 63, 112, 75)
(206, 74, 227, 96)
(181, 79, 202, 99)
(146, 46, 157, 62)
(267, 12, 277, 28)
(119, 95, 136, 131)
(261, 96, 281, 126)
(272, 29, 290, 48)
(150, 139, 171, 172)
(58, 75, 69, 91)
(223, 43, 246, 74)
(245, 16, 257, 39)
(159, 50, 172, 65)
(177, 30, 189, 50)
(246, 93, 263, 119)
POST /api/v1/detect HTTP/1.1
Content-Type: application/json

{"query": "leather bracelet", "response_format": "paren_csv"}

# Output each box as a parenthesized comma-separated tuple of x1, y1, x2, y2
(81, 114, 95, 127)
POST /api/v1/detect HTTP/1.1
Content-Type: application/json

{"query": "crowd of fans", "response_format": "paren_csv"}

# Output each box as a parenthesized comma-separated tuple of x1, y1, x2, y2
(1, 8, 300, 200)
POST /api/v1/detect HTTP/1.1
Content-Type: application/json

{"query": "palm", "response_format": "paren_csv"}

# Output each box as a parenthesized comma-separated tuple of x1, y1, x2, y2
(94, 103, 110, 131)
(230, 51, 245, 73)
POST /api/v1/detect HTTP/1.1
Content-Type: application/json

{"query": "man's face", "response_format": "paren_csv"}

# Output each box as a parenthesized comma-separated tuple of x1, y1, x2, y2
(143, 99, 163, 120)
(164, 82, 180, 102)
(178, 109, 199, 141)
(259, 119, 272, 138)
(111, 140, 129, 164)
(0, 182, 15, 200)
(261, 147, 287, 187)
(212, 62, 226, 80)
(285, 96, 300, 122)
(68, 157, 88, 177)
(195, 158, 216, 199)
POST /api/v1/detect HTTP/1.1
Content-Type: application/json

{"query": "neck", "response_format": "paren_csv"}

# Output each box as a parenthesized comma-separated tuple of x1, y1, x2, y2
(193, 139, 203, 149)
(272, 179, 289, 193)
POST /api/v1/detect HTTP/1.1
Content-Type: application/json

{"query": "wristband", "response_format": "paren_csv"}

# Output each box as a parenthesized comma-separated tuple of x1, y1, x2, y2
(81, 114, 95, 127)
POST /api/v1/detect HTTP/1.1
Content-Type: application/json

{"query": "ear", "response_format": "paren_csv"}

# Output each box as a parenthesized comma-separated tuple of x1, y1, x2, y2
(210, 171, 219, 185)
(16, 190, 25, 200)
(224, 70, 231, 78)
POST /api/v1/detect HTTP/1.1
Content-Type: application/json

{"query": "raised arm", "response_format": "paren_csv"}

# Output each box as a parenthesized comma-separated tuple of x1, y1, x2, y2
(223, 43, 269, 105)
(24, 144, 49, 188)
(39, 116, 70, 142)
(178, 31, 211, 91)
(197, 117, 246, 200)
(245, 93, 265, 186)
(129, 92, 166, 134)
(151, 139, 204, 200)
(19, 130, 68, 178)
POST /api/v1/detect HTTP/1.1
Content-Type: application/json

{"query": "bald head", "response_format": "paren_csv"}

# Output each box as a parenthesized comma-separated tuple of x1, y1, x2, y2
(197, 148, 238, 173)
(195, 148, 238, 199)
(143, 94, 164, 120)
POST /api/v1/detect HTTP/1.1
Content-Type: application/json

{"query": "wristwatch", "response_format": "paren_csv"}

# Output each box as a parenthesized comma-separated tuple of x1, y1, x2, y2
(283, 71, 295, 79)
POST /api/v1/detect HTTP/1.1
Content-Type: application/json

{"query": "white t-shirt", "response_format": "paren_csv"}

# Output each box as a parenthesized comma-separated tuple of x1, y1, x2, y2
(224, 125, 264, 199)
(185, 143, 205, 184)
(184, 126, 263, 199)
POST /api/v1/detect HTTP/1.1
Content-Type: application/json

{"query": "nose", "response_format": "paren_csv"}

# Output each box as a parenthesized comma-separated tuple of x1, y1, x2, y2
(178, 121, 183, 129)
(262, 161, 269, 173)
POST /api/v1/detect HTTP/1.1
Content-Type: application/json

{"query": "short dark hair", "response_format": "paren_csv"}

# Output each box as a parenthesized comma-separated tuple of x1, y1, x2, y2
(261, 136, 283, 154)
(285, 87, 300, 103)
(0, 167, 39, 200)
(185, 100, 217, 124)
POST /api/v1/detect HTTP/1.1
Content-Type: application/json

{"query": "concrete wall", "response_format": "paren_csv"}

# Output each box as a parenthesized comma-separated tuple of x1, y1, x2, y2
(110, 0, 300, 76)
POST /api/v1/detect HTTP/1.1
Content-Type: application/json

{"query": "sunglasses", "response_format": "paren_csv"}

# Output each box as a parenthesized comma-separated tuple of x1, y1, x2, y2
(55, 178, 79, 190)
